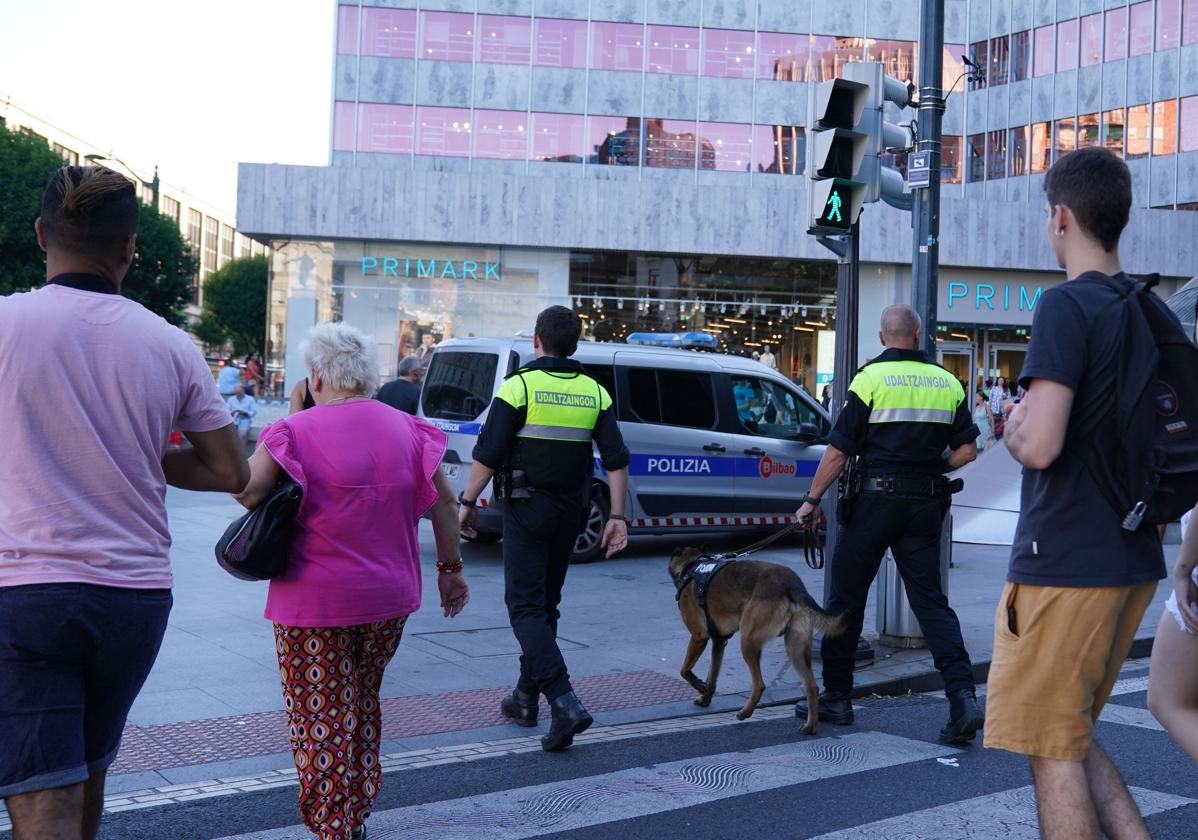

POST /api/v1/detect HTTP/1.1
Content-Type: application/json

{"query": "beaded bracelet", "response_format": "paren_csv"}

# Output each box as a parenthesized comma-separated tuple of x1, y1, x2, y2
(436, 559, 464, 574)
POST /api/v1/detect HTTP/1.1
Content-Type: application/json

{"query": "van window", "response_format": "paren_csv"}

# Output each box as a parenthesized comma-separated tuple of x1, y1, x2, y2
(731, 376, 820, 440)
(626, 368, 716, 429)
(422, 352, 499, 421)
(583, 364, 617, 408)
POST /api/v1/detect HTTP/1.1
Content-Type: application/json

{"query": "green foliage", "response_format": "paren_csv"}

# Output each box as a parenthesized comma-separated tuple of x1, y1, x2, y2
(201, 255, 268, 355)
(0, 123, 66, 294)
(123, 205, 198, 326)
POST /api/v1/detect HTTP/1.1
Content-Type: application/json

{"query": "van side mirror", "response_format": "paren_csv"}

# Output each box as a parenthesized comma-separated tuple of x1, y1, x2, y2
(796, 422, 821, 444)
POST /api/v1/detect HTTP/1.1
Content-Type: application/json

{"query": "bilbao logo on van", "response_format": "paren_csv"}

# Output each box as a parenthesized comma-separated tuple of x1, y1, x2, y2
(758, 455, 797, 479)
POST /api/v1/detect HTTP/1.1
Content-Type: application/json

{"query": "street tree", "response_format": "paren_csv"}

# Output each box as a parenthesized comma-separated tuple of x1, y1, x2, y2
(200, 255, 268, 354)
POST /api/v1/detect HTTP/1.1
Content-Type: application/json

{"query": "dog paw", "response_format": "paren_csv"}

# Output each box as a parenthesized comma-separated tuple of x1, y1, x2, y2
(801, 723, 817, 736)
(736, 709, 754, 721)
(692, 681, 709, 695)
(694, 696, 712, 708)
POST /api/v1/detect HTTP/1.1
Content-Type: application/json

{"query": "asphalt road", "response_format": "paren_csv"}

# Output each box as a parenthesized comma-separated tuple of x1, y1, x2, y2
(49, 660, 1197, 840)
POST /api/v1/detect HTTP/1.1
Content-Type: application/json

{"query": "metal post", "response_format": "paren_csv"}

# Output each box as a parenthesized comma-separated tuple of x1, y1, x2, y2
(911, 0, 945, 355)
(151, 165, 160, 212)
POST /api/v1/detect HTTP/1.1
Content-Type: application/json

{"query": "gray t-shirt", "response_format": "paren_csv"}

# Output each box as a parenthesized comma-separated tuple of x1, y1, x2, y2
(1008, 272, 1165, 588)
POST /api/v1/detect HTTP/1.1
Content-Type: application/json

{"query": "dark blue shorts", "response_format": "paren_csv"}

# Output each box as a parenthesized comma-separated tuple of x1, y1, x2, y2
(0, 583, 171, 797)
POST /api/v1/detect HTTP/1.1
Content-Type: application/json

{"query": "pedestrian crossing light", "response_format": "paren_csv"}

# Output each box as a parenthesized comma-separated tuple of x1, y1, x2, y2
(806, 77, 870, 235)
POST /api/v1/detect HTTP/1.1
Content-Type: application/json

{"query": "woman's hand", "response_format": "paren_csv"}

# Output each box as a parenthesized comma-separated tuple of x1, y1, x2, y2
(1172, 562, 1198, 635)
(438, 571, 470, 618)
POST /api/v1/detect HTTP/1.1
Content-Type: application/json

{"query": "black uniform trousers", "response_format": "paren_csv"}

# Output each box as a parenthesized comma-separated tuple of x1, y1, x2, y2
(821, 491, 975, 698)
(502, 491, 585, 702)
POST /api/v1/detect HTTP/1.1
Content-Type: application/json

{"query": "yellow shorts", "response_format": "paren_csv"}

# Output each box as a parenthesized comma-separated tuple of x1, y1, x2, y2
(983, 580, 1157, 762)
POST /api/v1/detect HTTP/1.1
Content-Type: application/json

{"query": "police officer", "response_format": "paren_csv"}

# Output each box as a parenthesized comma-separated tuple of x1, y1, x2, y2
(458, 306, 631, 751)
(795, 304, 985, 744)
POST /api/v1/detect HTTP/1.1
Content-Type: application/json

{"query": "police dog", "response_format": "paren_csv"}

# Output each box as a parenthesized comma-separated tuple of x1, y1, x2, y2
(669, 547, 848, 734)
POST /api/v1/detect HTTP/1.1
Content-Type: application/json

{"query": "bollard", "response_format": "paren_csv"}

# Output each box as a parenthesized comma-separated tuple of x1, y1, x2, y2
(876, 512, 953, 648)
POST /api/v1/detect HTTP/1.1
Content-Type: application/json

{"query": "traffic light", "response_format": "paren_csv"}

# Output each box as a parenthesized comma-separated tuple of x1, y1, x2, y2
(806, 77, 870, 234)
(844, 62, 916, 205)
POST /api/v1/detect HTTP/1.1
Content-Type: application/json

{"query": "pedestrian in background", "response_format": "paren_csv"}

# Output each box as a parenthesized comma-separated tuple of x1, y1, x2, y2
(375, 355, 423, 415)
(972, 390, 992, 452)
(0, 166, 248, 839)
(986, 148, 1163, 839)
(218, 356, 241, 398)
(244, 351, 264, 397)
(415, 333, 437, 371)
(227, 384, 257, 446)
(1148, 504, 1198, 763)
(235, 322, 469, 840)
(988, 375, 1009, 429)
(289, 376, 316, 414)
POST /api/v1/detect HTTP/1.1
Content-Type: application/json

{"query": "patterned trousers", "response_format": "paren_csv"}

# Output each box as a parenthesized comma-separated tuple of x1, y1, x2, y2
(273, 618, 407, 840)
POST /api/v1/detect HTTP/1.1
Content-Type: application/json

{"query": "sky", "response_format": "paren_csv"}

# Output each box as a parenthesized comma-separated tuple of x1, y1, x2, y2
(1, 0, 333, 215)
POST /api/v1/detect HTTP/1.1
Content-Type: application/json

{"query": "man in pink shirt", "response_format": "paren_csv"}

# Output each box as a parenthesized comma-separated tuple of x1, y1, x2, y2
(0, 166, 249, 840)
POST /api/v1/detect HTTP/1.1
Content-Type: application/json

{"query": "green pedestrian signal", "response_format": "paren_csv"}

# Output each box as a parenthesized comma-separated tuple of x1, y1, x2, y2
(826, 189, 843, 223)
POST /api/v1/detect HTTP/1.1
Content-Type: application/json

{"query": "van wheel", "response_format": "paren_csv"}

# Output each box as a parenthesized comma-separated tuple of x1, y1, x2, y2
(571, 492, 609, 564)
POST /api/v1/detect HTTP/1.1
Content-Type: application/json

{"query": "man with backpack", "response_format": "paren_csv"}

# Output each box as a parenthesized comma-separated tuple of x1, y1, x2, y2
(984, 148, 1169, 839)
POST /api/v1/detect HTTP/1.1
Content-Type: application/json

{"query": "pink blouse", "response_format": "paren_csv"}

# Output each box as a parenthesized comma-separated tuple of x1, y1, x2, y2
(258, 400, 447, 627)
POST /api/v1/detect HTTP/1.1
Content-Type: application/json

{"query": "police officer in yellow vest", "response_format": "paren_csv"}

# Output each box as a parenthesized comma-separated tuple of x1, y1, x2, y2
(459, 306, 631, 751)
(795, 304, 985, 744)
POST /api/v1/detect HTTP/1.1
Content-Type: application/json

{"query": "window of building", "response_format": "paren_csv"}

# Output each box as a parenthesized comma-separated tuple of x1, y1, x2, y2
(1078, 112, 1100, 148)
(941, 135, 962, 183)
(702, 28, 754, 79)
(986, 130, 1007, 180)
(160, 195, 180, 224)
(1034, 25, 1054, 76)
(220, 224, 235, 266)
(1057, 18, 1079, 72)
(754, 125, 804, 174)
(1080, 14, 1102, 67)
(968, 39, 988, 89)
(531, 112, 585, 163)
(204, 215, 219, 276)
(1130, 1, 1154, 56)
(1154, 100, 1178, 155)
(1009, 126, 1029, 176)
(421, 11, 474, 62)
(1186, 0, 1198, 45)
(1159, 0, 1182, 49)
(867, 39, 916, 83)
(967, 133, 985, 181)
(333, 101, 356, 152)
(590, 116, 641, 165)
(51, 142, 79, 166)
(757, 31, 808, 81)
(647, 25, 699, 75)
(336, 5, 358, 54)
(592, 21, 644, 71)
(1106, 6, 1129, 60)
(1010, 31, 1031, 81)
(698, 122, 753, 171)
(1182, 95, 1198, 151)
(988, 35, 1009, 86)
(358, 103, 414, 154)
(238, 234, 254, 259)
(943, 44, 966, 91)
(1031, 122, 1052, 172)
(535, 18, 587, 68)
(1102, 108, 1126, 156)
(644, 119, 697, 169)
(811, 35, 860, 83)
(477, 15, 531, 64)
(187, 209, 202, 256)
(360, 7, 417, 58)
(472, 109, 528, 159)
(1128, 104, 1151, 156)
(1053, 118, 1077, 162)
(415, 106, 472, 157)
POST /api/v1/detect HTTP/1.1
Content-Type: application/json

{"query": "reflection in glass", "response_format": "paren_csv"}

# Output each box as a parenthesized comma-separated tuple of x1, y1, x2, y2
(1078, 113, 1100, 149)
(1102, 108, 1126, 156)
(698, 122, 754, 171)
(421, 11, 474, 62)
(968, 39, 988, 90)
(988, 35, 1009, 86)
(477, 15, 531, 65)
(942, 44, 966, 92)
(703, 28, 755, 79)
(472, 109, 528, 160)
(1010, 31, 1031, 81)
(1080, 14, 1102, 67)
(531, 113, 585, 163)
(645, 119, 700, 169)
(757, 31, 809, 80)
(361, 7, 418, 58)
(1187, 0, 1198, 45)
(866, 39, 915, 83)
(1127, 104, 1151, 157)
(1182, 95, 1198, 152)
(1053, 117, 1077, 163)
(647, 25, 699, 75)
(590, 116, 641, 165)
(1159, 0, 1181, 49)
(358, 103, 415, 155)
(1057, 18, 1078, 72)
(1107, 6, 1129, 60)
(535, 18, 588, 68)
(333, 102, 356, 152)
(415, 107, 472, 157)
(811, 35, 863, 82)
(941, 136, 962, 183)
(1130, 1, 1154, 56)
(1008, 126, 1028, 176)
(754, 125, 805, 175)
(986, 130, 1006, 180)
(1031, 122, 1051, 172)
(592, 21, 644, 71)
(1034, 25, 1054, 77)
(967, 133, 985, 182)
(337, 6, 359, 55)
(1154, 100, 1178, 156)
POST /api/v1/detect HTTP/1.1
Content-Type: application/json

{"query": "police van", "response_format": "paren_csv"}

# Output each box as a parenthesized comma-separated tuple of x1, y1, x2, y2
(418, 338, 831, 562)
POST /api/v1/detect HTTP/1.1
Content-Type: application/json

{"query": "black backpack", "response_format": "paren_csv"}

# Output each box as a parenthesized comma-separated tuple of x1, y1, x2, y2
(1079, 274, 1198, 530)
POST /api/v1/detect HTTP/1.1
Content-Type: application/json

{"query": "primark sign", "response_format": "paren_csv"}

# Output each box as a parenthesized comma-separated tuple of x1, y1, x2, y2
(361, 256, 501, 282)
(937, 271, 1063, 327)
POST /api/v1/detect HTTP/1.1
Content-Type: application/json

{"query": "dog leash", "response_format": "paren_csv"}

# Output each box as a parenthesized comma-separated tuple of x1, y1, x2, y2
(714, 521, 825, 571)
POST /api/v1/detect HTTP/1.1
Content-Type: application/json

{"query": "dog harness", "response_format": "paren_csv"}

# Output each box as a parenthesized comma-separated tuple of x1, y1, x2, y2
(675, 556, 738, 643)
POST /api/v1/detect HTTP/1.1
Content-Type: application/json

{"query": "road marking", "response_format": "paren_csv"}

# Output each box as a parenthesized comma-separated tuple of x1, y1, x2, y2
(1099, 703, 1166, 731)
(215, 733, 957, 840)
(809, 785, 1196, 839)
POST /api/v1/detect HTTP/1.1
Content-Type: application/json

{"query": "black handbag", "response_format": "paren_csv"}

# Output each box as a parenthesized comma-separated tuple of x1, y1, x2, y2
(215, 479, 303, 581)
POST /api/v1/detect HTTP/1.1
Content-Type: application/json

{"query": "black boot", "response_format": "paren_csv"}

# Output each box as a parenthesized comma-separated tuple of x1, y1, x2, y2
(541, 691, 593, 752)
(500, 687, 538, 727)
(940, 687, 985, 744)
(794, 690, 854, 725)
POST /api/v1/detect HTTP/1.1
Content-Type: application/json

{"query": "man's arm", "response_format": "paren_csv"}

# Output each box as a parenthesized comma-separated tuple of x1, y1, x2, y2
(232, 444, 280, 508)
(1004, 379, 1074, 470)
(164, 425, 250, 493)
(946, 441, 978, 470)
(795, 444, 848, 528)
(592, 402, 632, 556)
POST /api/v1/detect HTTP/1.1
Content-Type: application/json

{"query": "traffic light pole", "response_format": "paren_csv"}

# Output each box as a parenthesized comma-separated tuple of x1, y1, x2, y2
(911, 0, 946, 356)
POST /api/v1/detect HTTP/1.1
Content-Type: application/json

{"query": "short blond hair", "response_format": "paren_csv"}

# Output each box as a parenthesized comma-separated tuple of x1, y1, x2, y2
(302, 322, 379, 395)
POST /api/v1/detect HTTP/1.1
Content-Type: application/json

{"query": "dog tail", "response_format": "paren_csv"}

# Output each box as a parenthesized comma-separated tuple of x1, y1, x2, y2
(787, 586, 850, 638)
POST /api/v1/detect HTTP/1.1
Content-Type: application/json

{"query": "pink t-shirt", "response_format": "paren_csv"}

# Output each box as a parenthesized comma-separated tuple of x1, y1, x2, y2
(0, 285, 233, 589)
(259, 400, 447, 627)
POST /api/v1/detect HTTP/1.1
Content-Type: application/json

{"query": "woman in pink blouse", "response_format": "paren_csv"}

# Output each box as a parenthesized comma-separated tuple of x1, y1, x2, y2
(236, 322, 469, 840)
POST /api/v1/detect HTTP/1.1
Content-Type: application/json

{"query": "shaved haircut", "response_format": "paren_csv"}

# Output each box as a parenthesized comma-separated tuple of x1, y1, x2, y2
(881, 304, 921, 344)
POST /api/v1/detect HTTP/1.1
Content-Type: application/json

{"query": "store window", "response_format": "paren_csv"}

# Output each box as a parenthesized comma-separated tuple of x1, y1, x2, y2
(590, 116, 641, 165)
(1010, 31, 1031, 81)
(477, 15, 531, 65)
(358, 103, 414, 155)
(1154, 100, 1178, 156)
(968, 40, 988, 90)
(1130, 1, 1154, 56)
(698, 122, 753, 171)
(703, 28, 755, 79)
(337, 6, 359, 54)
(967, 133, 985, 181)
(333, 101, 355, 152)
(754, 125, 804, 174)
(1078, 112, 1100, 148)
(1107, 6, 1129, 60)
(531, 112, 585, 163)
(1080, 14, 1102, 67)
(535, 18, 588, 68)
(1182, 95, 1198, 151)
(415, 106, 472, 157)
(1187, 0, 1198, 45)
(1102, 108, 1126, 156)
(757, 31, 808, 81)
(645, 119, 697, 169)
(359, 7, 417, 58)
(988, 35, 1009, 86)
(1053, 118, 1077, 162)
(647, 25, 699, 75)
(1057, 18, 1079, 72)
(1009, 125, 1028, 176)
(986, 129, 1007, 180)
(943, 44, 966, 91)
(1034, 25, 1054, 76)
(941, 135, 962, 183)
(628, 368, 716, 428)
(421, 11, 474, 62)
(1159, 0, 1182, 49)
(473, 109, 528, 159)
(867, 39, 916, 83)
(811, 35, 860, 82)
(1127, 104, 1151, 157)
(1031, 121, 1051, 172)
(593, 21, 644, 71)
